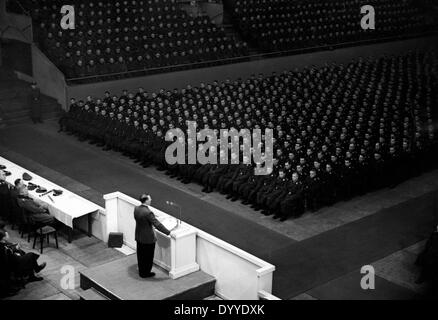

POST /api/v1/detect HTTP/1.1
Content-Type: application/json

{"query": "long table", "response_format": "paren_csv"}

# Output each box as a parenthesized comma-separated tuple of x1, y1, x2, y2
(0, 156, 103, 242)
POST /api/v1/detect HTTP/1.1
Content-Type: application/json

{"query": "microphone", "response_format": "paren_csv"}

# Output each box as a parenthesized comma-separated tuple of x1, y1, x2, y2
(166, 200, 181, 226)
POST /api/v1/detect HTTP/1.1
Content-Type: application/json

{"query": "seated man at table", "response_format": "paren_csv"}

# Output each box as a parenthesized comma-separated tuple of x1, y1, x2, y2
(0, 223, 47, 294)
(10, 179, 25, 199)
(0, 171, 10, 220)
(14, 179, 56, 226)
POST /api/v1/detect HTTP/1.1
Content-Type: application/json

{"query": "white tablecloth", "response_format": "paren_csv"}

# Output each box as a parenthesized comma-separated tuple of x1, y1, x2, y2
(0, 156, 103, 228)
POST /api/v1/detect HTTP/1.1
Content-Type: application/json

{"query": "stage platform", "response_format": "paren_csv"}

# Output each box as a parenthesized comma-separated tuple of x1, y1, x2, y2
(79, 255, 216, 300)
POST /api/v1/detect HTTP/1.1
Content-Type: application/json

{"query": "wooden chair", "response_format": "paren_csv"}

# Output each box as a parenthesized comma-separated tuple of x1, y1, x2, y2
(33, 226, 58, 254)
(15, 205, 38, 242)
(14, 202, 30, 239)
(8, 196, 23, 231)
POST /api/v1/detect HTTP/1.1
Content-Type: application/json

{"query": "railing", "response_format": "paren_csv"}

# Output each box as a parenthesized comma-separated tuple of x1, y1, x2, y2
(210, 11, 224, 22)
(65, 29, 438, 85)
(194, 228, 276, 300)
(66, 55, 252, 85)
(0, 23, 30, 40)
(5, 0, 30, 16)
(0, 0, 33, 43)
(31, 44, 68, 110)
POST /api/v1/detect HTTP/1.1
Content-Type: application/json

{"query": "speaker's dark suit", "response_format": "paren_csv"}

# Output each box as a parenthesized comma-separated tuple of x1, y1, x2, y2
(134, 204, 170, 277)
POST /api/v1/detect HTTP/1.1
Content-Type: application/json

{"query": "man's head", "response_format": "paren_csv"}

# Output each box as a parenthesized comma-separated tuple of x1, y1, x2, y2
(14, 178, 23, 189)
(0, 170, 5, 181)
(292, 172, 299, 182)
(140, 194, 152, 206)
(14, 179, 27, 195)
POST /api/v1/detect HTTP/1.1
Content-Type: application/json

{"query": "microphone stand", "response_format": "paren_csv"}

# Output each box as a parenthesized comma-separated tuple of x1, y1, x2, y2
(166, 201, 182, 228)
(174, 203, 182, 227)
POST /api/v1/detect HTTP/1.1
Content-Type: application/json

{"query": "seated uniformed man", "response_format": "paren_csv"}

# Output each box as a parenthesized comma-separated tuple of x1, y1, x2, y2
(14, 180, 55, 226)
(238, 164, 266, 205)
(251, 170, 278, 211)
(261, 170, 290, 217)
(229, 160, 253, 201)
(278, 172, 304, 221)
(321, 163, 338, 205)
(0, 171, 10, 220)
(304, 169, 322, 212)
(0, 224, 47, 285)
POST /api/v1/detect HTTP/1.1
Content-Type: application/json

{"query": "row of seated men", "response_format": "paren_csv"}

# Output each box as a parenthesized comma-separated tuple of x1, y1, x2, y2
(230, 0, 438, 52)
(16, 0, 248, 79)
(50, 42, 247, 79)
(58, 50, 438, 220)
(0, 173, 56, 230)
(0, 172, 54, 298)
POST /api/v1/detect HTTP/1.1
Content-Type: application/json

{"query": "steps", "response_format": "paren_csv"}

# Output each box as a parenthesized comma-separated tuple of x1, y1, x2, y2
(204, 295, 223, 300)
(79, 274, 216, 300)
(0, 68, 62, 125)
(165, 276, 216, 300)
(78, 288, 109, 301)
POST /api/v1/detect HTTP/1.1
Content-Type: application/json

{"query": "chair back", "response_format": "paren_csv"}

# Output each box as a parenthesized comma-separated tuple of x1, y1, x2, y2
(13, 199, 35, 227)
(9, 196, 22, 217)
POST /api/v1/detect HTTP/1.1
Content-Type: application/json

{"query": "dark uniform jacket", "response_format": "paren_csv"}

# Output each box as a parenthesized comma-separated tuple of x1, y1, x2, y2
(134, 204, 170, 244)
(28, 88, 42, 119)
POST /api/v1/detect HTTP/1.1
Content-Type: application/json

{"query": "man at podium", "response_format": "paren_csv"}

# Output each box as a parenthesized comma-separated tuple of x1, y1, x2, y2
(134, 194, 177, 278)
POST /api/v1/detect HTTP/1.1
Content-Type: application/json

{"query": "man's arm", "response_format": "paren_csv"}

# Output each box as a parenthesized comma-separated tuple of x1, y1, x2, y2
(20, 199, 47, 214)
(32, 197, 49, 210)
(146, 211, 171, 236)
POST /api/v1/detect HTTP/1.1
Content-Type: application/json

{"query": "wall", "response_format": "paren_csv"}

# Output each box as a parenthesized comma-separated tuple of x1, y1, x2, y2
(0, 0, 5, 22)
(1, 39, 32, 75)
(195, 230, 274, 300)
(0, 5, 66, 109)
(32, 44, 67, 109)
(67, 35, 438, 102)
(116, 195, 137, 248)
(0, 0, 32, 43)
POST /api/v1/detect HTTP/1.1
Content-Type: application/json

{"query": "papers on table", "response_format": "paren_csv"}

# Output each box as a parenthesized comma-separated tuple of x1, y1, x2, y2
(157, 214, 179, 231)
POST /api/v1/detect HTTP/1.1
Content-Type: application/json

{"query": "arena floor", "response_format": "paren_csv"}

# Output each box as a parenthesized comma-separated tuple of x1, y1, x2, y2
(1, 119, 437, 299)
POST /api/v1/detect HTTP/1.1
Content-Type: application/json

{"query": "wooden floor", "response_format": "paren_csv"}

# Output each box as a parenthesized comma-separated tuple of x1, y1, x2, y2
(80, 255, 215, 300)
(2, 226, 124, 300)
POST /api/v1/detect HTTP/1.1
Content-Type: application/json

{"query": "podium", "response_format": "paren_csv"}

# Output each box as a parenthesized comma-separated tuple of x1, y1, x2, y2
(103, 192, 199, 279)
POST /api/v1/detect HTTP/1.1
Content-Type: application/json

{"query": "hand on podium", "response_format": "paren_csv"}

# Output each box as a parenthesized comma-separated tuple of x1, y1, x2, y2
(170, 224, 179, 239)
